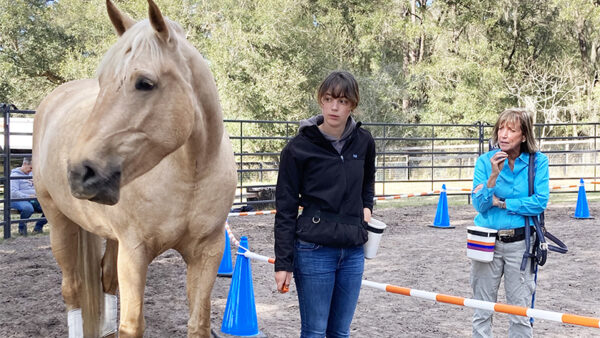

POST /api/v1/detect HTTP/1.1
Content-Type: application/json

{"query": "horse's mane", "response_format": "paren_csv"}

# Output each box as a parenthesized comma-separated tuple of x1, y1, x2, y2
(97, 18, 184, 80)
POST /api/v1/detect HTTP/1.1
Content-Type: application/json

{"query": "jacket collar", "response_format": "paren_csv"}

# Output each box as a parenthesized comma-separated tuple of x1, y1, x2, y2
(301, 121, 362, 153)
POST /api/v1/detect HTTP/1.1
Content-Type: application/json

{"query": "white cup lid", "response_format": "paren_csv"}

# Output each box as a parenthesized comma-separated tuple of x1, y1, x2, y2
(368, 218, 387, 229)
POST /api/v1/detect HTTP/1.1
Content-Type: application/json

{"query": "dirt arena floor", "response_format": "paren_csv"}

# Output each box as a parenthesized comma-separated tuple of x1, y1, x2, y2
(1, 199, 599, 337)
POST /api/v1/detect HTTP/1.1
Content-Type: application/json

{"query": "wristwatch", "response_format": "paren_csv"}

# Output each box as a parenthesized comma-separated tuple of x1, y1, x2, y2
(499, 201, 506, 209)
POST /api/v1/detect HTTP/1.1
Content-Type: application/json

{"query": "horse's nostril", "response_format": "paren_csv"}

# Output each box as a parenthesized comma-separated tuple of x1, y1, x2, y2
(82, 165, 96, 183)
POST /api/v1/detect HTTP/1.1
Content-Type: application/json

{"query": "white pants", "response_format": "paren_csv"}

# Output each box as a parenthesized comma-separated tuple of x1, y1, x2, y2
(470, 238, 536, 338)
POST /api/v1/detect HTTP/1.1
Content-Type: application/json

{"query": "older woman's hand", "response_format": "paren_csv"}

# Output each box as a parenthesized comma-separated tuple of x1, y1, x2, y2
(490, 151, 507, 174)
(487, 151, 507, 188)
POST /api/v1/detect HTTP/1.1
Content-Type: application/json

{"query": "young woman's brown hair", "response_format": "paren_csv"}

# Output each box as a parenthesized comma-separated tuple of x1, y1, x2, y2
(316, 71, 360, 109)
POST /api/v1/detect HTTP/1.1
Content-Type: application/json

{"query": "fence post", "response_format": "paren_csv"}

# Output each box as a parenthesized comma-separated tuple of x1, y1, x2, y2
(431, 125, 435, 191)
(2, 104, 12, 239)
(477, 121, 485, 155)
(595, 124, 598, 192)
(382, 124, 387, 196)
(239, 121, 243, 205)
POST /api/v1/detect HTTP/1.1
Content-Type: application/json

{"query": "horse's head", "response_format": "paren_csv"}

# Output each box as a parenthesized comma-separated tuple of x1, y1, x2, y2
(68, 0, 204, 205)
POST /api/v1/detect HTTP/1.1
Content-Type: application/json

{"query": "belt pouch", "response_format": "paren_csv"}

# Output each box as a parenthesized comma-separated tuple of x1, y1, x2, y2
(467, 226, 497, 262)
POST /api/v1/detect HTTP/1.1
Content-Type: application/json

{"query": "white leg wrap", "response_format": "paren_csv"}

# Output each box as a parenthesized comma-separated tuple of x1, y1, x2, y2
(68, 308, 83, 338)
(101, 293, 118, 337)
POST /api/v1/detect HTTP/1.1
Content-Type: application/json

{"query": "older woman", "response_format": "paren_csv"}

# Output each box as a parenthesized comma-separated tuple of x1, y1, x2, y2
(471, 108, 549, 338)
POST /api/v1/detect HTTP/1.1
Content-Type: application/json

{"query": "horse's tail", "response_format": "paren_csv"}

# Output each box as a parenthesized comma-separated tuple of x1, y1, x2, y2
(78, 227, 104, 338)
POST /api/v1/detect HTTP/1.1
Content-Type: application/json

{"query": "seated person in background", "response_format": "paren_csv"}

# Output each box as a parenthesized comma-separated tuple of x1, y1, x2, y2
(10, 157, 47, 235)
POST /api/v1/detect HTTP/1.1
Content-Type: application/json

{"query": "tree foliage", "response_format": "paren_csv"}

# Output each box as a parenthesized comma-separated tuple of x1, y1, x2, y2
(1, 0, 600, 135)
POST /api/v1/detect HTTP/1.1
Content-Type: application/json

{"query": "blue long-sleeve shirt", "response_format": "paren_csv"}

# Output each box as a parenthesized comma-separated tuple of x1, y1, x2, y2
(472, 150, 549, 230)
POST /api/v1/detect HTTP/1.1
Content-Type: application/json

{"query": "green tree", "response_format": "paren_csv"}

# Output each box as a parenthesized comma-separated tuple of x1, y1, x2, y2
(1, 0, 599, 131)
(0, 0, 74, 108)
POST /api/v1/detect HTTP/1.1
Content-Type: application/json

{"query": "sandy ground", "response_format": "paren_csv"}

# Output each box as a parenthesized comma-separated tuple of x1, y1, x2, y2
(1, 200, 599, 337)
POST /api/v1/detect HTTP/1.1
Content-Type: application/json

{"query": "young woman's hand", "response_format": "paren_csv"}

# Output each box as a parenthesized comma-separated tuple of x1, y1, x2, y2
(363, 207, 372, 223)
(275, 271, 292, 293)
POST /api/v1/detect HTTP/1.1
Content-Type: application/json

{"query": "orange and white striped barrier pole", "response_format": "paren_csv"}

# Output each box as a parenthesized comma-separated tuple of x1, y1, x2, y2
(227, 191, 445, 217)
(374, 190, 442, 201)
(361, 280, 600, 329)
(230, 188, 457, 217)
(228, 209, 277, 217)
(228, 186, 472, 216)
(225, 221, 600, 330)
(550, 183, 580, 191)
(445, 187, 473, 193)
(240, 250, 275, 264)
(225, 220, 244, 249)
(229, 182, 595, 218)
(225, 221, 275, 265)
(229, 248, 600, 329)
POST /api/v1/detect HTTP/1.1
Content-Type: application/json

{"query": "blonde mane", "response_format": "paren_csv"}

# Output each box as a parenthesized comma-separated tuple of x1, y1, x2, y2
(97, 18, 183, 80)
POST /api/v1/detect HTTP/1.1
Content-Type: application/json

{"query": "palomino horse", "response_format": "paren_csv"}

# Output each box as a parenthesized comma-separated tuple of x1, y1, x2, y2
(32, 1, 236, 337)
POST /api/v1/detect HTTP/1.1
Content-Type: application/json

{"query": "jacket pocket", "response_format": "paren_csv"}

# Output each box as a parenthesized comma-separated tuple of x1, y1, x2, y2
(296, 216, 368, 248)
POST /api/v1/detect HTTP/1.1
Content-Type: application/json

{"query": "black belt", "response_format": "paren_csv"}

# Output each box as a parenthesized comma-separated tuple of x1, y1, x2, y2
(496, 226, 535, 243)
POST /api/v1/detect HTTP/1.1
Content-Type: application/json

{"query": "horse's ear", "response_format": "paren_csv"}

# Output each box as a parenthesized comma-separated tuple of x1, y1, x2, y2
(106, 0, 136, 36)
(148, 0, 170, 42)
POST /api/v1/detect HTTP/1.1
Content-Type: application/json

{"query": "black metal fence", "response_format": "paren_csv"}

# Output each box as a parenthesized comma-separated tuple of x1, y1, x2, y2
(227, 119, 600, 207)
(3, 103, 600, 238)
(1, 104, 40, 239)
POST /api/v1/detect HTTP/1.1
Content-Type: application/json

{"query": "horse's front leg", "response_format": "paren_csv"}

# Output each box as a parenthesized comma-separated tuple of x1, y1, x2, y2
(43, 200, 85, 337)
(49, 214, 81, 312)
(179, 227, 224, 337)
(117, 241, 150, 338)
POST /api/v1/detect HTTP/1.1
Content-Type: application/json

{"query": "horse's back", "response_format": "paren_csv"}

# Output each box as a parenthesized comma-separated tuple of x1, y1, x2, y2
(35, 79, 97, 118)
(34, 78, 98, 151)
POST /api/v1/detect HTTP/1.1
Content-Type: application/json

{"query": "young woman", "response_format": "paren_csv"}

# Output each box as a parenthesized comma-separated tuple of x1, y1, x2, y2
(471, 108, 549, 337)
(274, 71, 376, 337)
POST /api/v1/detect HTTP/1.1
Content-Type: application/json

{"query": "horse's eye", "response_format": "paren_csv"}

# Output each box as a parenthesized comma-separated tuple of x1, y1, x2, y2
(135, 77, 155, 91)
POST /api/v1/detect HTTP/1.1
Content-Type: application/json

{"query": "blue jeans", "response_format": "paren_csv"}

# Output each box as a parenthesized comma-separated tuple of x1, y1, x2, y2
(11, 200, 47, 231)
(293, 240, 364, 338)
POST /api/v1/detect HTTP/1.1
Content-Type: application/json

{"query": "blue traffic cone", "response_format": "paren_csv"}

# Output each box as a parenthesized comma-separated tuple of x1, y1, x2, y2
(431, 184, 454, 229)
(221, 236, 260, 336)
(218, 230, 234, 277)
(573, 179, 593, 219)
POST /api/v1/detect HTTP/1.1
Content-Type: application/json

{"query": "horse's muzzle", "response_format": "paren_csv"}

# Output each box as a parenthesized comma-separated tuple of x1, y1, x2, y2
(68, 160, 122, 205)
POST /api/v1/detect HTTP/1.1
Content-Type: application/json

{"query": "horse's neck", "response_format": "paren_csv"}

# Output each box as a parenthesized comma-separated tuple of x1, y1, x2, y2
(184, 52, 225, 167)
(187, 108, 223, 158)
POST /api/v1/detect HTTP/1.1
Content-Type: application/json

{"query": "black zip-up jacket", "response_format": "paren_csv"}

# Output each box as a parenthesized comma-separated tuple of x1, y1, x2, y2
(274, 122, 376, 271)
